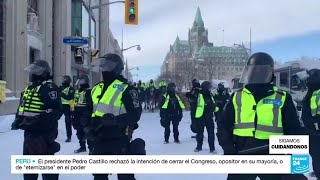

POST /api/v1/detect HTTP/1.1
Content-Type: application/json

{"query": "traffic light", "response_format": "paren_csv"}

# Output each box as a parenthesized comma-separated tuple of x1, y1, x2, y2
(125, 0, 138, 25)
(74, 47, 84, 64)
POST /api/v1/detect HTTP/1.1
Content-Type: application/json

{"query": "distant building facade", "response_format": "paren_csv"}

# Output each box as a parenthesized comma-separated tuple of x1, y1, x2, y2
(161, 7, 249, 88)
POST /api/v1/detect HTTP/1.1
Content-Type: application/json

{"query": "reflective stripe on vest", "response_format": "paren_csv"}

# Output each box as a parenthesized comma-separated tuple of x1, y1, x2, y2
(18, 83, 45, 117)
(61, 87, 71, 104)
(233, 86, 286, 140)
(91, 80, 128, 117)
(75, 90, 87, 107)
(310, 89, 320, 116)
(195, 93, 219, 118)
(161, 93, 185, 109)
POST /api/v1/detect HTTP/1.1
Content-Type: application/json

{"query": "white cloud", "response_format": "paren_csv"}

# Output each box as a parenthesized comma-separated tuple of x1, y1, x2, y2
(109, 0, 320, 67)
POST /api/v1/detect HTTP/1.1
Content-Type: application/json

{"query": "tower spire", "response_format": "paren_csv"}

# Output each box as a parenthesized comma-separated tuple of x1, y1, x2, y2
(194, 7, 204, 27)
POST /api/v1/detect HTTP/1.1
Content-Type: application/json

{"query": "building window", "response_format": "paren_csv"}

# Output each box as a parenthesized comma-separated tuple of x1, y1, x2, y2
(0, 0, 5, 80)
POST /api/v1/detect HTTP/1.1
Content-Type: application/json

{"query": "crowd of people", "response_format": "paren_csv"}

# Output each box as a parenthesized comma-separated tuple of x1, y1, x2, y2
(11, 52, 320, 180)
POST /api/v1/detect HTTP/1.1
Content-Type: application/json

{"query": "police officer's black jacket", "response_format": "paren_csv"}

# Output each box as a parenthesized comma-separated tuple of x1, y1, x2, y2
(17, 80, 62, 133)
(88, 76, 142, 140)
(59, 85, 75, 102)
(214, 89, 230, 111)
(301, 84, 320, 136)
(74, 88, 91, 128)
(198, 90, 217, 121)
(186, 87, 200, 112)
(217, 84, 303, 154)
(160, 92, 183, 120)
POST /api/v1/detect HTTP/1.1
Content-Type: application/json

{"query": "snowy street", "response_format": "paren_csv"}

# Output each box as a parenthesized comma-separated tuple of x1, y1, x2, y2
(0, 112, 315, 180)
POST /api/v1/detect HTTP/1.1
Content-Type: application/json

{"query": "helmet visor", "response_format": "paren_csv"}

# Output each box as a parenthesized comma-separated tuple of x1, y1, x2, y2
(239, 65, 273, 84)
(295, 71, 309, 81)
(24, 64, 47, 76)
(92, 57, 117, 72)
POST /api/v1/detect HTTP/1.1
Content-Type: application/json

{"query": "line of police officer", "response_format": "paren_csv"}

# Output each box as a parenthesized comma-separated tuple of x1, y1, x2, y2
(12, 53, 146, 180)
(11, 52, 319, 180)
(184, 52, 319, 179)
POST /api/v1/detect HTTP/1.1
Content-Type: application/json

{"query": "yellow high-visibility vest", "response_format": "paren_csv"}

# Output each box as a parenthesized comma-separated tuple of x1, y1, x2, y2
(232, 86, 286, 140)
(195, 93, 219, 118)
(161, 93, 185, 109)
(91, 79, 128, 118)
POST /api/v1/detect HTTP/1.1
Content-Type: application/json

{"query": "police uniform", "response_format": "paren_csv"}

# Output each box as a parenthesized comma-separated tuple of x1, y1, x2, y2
(60, 85, 75, 141)
(194, 91, 219, 152)
(301, 86, 320, 179)
(73, 88, 93, 153)
(213, 87, 230, 123)
(217, 84, 305, 180)
(137, 82, 146, 105)
(89, 77, 142, 180)
(13, 80, 62, 180)
(186, 84, 200, 134)
(217, 52, 306, 180)
(160, 92, 185, 143)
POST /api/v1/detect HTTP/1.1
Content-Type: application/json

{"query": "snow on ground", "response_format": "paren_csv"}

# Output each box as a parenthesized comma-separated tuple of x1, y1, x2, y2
(0, 112, 316, 180)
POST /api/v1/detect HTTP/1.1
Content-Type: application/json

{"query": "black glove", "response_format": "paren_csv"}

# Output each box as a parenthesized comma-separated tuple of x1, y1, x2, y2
(101, 114, 119, 126)
(11, 117, 23, 130)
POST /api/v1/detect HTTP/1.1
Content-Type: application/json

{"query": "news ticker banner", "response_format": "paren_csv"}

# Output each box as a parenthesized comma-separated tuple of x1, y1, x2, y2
(11, 135, 310, 174)
(11, 155, 310, 174)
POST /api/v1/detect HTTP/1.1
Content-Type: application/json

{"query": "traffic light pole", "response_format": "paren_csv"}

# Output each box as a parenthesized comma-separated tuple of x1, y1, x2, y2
(88, 0, 92, 86)
(87, 0, 126, 86)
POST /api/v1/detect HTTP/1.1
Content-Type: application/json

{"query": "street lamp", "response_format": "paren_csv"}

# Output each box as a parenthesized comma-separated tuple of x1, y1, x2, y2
(121, 45, 141, 52)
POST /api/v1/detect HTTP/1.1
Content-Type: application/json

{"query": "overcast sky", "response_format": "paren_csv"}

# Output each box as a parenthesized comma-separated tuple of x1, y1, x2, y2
(109, 0, 320, 81)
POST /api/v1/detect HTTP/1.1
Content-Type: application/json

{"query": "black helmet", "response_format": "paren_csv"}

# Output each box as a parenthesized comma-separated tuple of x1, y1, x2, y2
(218, 83, 224, 90)
(201, 81, 212, 91)
(192, 79, 198, 84)
(92, 53, 124, 75)
(150, 79, 153, 83)
(24, 60, 51, 77)
(240, 52, 274, 84)
(192, 79, 200, 88)
(62, 75, 72, 85)
(306, 69, 320, 85)
(78, 75, 89, 86)
(138, 80, 142, 84)
(167, 82, 176, 92)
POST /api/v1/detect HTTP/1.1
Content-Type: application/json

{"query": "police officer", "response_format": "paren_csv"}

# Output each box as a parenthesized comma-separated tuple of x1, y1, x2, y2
(137, 80, 146, 106)
(194, 81, 219, 153)
(149, 79, 155, 88)
(60, 75, 75, 142)
(217, 52, 306, 180)
(160, 82, 185, 144)
(89, 53, 144, 180)
(11, 60, 62, 180)
(72, 75, 93, 153)
(159, 79, 167, 87)
(300, 69, 320, 179)
(214, 83, 230, 123)
(186, 79, 201, 138)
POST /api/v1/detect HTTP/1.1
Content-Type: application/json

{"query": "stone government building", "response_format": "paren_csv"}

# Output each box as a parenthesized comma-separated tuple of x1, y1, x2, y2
(160, 7, 250, 88)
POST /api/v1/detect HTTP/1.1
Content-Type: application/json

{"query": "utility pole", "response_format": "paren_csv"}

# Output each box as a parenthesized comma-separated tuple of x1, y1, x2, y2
(126, 57, 129, 80)
(88, 0, 93, 86)
(250, 27, 252, 55)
